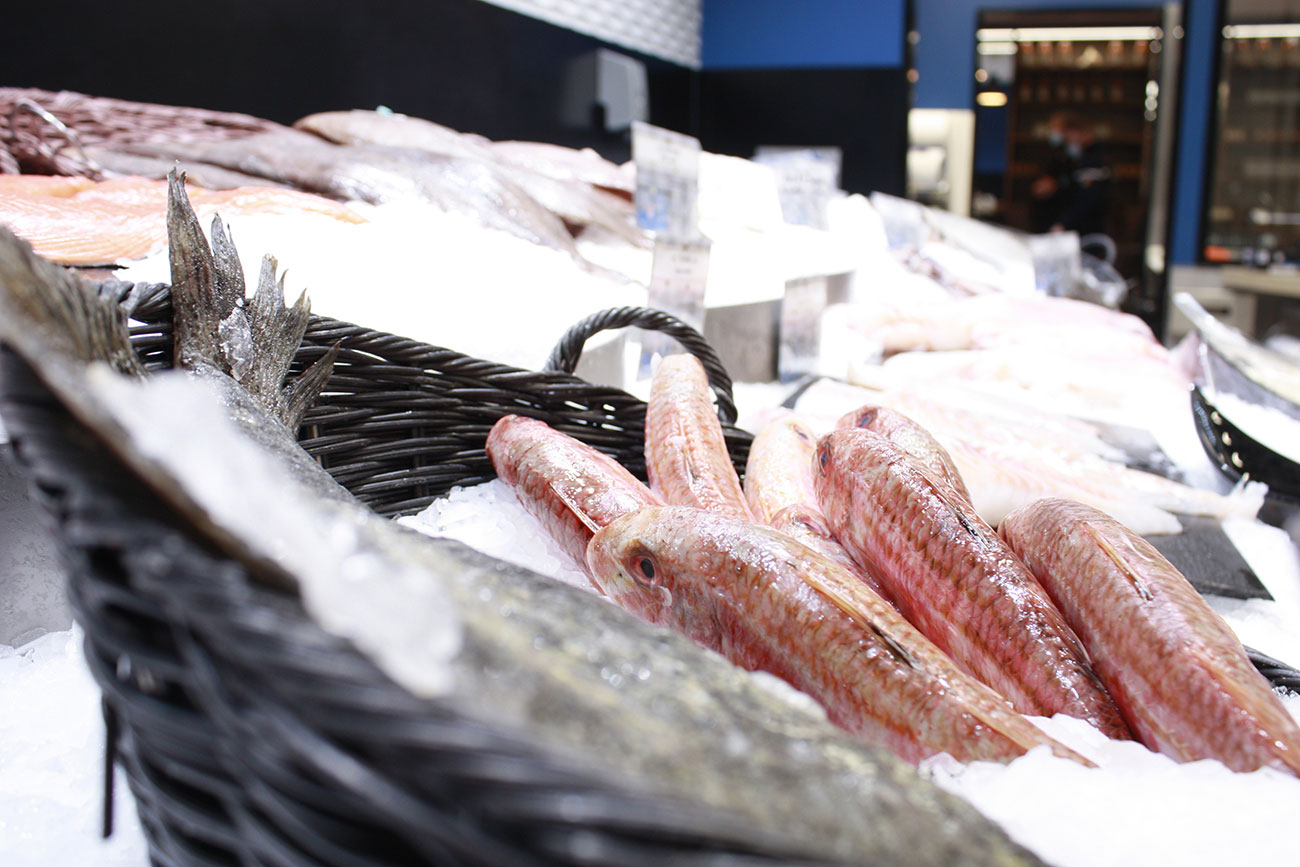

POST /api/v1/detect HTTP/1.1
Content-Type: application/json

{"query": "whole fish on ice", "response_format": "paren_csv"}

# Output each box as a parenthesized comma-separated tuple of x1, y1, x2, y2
(126, 129, 582, 257)
(486, 414, 661, 575)
(1001, 498, 1300, 776)
(587, 506, 1084, 766)
(836, 404, 971, 502)
(745, 413, 886, 593)
(815, 429, 1133, 739)
(645, 354, 753, 520)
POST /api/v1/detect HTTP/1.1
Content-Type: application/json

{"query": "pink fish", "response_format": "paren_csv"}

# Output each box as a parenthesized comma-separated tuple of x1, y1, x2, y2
(1001, 498, 1300, 776)
(644, 354, 753, 520)
(587, 506, 1086, 766)
(814, 429, 1132, 740)
(744, 415, 821, 524)
(486, 414, 661, 575)
(836, 404, 971, 502)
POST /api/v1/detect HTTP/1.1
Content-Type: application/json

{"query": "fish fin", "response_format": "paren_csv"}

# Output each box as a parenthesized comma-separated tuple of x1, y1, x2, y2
(0, 230, 144, 377)
(1084, 523, 1154, 601)
(913, 465, 988, 544)
(546, 474, 603, 535)
(208, 214, 246, 305)
(281, 341, 339, 431)
(795, 560, 916, 669)
(167, 169, 223, 370)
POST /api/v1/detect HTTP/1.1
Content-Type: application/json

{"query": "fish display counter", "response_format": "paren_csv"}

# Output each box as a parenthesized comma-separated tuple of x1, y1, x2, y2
(2, 88, 1300, 867)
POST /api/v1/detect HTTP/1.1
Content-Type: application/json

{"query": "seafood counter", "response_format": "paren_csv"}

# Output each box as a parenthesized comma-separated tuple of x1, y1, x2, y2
(2, 89, 1300, 866)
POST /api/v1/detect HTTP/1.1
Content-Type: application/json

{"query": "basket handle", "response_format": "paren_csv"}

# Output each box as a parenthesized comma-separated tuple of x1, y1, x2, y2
(545, 306, 739, 426)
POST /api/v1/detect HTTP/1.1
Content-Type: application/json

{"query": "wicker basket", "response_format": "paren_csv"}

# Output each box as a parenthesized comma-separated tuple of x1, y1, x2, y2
(0, 88, 284, 178)
(1, 296, 841, 867)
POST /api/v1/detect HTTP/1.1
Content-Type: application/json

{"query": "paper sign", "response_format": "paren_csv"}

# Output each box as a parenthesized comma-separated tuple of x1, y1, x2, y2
(754, 148, 841, 231)
(779, 276, 829, 381)
(633, 121, 702, 242)
(640, 238, 712, 373)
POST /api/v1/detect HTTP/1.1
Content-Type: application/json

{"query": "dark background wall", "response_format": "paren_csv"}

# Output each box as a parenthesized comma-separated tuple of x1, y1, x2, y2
(1, 0, 694, 163)
(1, 0, 912, 197)
(699, 0, 909, 196)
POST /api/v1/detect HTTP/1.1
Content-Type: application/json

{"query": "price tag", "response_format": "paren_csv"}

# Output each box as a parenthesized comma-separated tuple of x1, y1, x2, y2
(640, 238, 712, 373)
(754, 148, 840, 231)
(778, 275, 829, 381)
(633, 121, 702, 242)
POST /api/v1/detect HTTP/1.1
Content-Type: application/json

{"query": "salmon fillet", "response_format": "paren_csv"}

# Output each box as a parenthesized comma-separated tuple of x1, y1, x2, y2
(0, 174, 364, 266)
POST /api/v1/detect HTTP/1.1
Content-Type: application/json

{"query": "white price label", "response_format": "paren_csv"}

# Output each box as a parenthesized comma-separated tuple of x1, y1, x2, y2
(779, 275, 829, 381)
(754, 148, 840, 230)
(633, 121, 702, 242)
(640, 239, 711, 374)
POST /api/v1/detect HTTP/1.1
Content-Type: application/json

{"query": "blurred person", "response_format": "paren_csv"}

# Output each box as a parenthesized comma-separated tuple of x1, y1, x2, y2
(1030, 111, 1110, 235)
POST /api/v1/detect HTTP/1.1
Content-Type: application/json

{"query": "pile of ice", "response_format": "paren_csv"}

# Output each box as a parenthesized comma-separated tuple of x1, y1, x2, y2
(399, 479, 596, 594)
(0, 629, 145, 867)
(926, 706, 1300, 867)
(8, 474, 1300, 867)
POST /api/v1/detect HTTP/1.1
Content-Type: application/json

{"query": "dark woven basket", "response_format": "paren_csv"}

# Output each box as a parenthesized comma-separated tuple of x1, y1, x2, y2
(1, 298, 868, 867)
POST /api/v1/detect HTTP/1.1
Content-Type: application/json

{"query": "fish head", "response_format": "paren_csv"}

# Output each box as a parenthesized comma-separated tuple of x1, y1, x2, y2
(779, 415, 817, 444)
(813, 428, 888, 498)
(835, 404, 882, 431)
(585, 508, 683, 625)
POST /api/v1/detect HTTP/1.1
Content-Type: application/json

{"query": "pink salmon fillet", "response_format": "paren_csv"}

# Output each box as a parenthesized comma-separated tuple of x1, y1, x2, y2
(0, 174, 363, 266)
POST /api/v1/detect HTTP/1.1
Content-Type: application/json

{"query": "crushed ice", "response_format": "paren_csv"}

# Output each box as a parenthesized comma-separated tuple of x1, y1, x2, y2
(399, 479, 598, 593)
(0, 628, 146, 867)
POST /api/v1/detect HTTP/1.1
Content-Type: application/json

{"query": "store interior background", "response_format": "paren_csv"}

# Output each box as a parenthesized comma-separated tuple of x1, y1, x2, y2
(4, 0, 1295, 343)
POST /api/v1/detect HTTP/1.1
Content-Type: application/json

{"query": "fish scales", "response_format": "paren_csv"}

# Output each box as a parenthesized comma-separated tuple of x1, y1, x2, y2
(588, 506, 1083, 766)
(486, 414, 661, 572)
(745, 416, 889, 593)
(815, 429, 1133, 739)
(645, 354, 754, 520)
(1001, 498, 1300, 775)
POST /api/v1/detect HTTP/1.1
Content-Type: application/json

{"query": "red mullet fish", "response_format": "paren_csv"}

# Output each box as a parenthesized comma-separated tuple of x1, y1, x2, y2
(644, 354, 753, 520)
(587, 506, 1086, 766)
(486, 414, 661, 575)
(836, 404, 972, 503)
(814, 429, 1133, 740)
(1001, 498, 1300, 776)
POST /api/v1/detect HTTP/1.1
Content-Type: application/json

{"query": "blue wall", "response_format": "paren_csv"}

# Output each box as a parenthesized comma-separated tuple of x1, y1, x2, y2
(702, 0, 906, 69)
